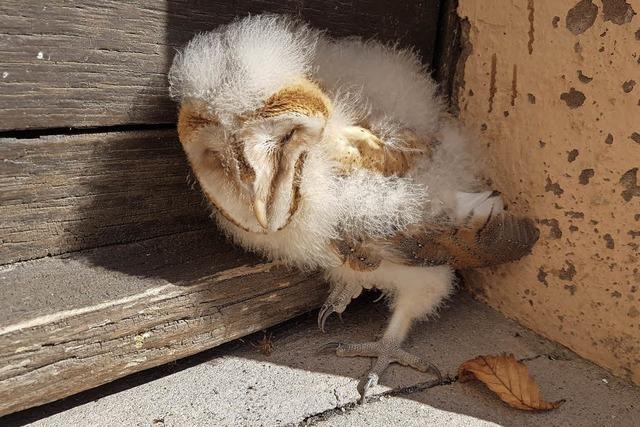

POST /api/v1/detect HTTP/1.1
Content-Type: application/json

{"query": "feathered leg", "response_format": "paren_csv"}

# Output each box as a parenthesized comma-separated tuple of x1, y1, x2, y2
(322, 263, 454, 402)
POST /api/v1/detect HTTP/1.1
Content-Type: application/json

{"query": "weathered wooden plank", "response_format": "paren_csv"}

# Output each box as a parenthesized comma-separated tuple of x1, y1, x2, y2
(0, 0, 440, 130)
(0, 129, 212, 265)
(0, 230, 327, 416)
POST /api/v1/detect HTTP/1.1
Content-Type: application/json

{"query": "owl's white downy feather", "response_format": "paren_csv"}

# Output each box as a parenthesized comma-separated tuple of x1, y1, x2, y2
(314, 37, 444, 139)
(169, 15, 321, 125)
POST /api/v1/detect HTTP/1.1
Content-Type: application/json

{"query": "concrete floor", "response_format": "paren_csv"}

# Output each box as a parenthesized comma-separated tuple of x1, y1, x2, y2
(3, 291, 640, 427)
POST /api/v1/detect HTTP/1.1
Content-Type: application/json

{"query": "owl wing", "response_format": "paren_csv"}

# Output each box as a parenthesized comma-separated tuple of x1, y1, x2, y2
(385, 212, 539, 269)
(329, 126, 539, 270)
(335, 211, 539, 272)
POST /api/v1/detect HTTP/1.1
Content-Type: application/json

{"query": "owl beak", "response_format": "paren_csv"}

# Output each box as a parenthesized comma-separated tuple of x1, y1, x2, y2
(250, 151, 305, 232)
(253, 197, 269, 230)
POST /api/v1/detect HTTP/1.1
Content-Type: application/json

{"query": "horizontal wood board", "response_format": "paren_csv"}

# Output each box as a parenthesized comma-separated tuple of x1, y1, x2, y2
(0, 0, 440, 130)
(0, 129, 211, 265)
(0, 230, 326, 416)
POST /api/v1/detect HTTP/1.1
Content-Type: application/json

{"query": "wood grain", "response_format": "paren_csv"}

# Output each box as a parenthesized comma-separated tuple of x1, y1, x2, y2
(0, 230, 327, 416)
(0, 0, 440, 130)
(0, 129, 211, 265)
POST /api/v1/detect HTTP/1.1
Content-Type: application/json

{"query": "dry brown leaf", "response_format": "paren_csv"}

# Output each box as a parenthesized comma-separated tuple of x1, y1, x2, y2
(458, 353, 565, 411)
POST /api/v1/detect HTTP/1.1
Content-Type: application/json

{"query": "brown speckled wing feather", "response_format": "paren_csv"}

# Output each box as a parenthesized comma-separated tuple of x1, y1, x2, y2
(388, 213, 540, 269)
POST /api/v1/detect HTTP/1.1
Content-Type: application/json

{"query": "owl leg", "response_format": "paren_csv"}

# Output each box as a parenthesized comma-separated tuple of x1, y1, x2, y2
(318, 280, 363, 332)
(321, 310, 441, 403)
(321, 265, 453, 403)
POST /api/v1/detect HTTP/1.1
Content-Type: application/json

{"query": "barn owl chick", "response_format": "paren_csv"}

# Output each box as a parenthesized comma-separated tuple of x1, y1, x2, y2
(169, 15, 539, 401)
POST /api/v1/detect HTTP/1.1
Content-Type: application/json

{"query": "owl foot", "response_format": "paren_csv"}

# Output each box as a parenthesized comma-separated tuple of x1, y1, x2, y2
(318, 282, 362, 332)
(320, 340, 442, 403)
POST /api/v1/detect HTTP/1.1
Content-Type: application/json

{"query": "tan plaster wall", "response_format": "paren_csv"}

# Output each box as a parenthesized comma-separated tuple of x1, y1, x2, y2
(456, 0, 640, 384)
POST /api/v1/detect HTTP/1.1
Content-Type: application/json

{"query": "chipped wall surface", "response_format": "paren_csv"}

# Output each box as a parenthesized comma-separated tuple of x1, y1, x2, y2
(456, 0, 640, 384)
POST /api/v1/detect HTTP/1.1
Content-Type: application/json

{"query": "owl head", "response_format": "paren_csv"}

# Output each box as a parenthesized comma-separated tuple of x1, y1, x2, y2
(169, 15, 332, 232)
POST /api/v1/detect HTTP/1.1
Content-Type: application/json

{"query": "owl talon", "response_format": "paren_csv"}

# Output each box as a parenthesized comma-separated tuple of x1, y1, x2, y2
(357, 373, 379, 404)
(372, 292, 385, 303)
(318, 280, 363, 332)
(325, 340, 442, 401)
(317, 341, 343, 354)
(318, 304, 336, 333)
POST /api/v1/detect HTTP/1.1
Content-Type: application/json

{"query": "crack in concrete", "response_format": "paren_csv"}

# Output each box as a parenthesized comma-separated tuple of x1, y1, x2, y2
(294, 376, 456, 426)
(332, 388, 340, 406)
(520, 352, 574, 363)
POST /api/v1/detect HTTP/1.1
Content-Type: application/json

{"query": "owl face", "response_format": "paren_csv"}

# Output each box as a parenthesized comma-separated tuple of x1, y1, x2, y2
(177, 79, 332, 233)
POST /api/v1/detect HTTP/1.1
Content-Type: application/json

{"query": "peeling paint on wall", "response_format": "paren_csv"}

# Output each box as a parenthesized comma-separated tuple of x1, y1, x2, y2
(566, 0, 599, 34)
(560, 87, 587, 107)
(602, 0, 637, 24)
(577, 69, 594, 82)
(457, 0, 640, 385)
(578, 168, 595, 184)
(527, 0, 536, 53)
(622, 79, 637, 92)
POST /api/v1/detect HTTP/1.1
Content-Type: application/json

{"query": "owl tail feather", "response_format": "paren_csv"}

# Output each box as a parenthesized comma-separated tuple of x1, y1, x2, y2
(446, 210, 540, 269)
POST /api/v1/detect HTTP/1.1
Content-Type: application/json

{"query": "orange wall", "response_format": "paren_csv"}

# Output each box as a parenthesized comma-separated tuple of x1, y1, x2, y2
(456, 0, 640, 384)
